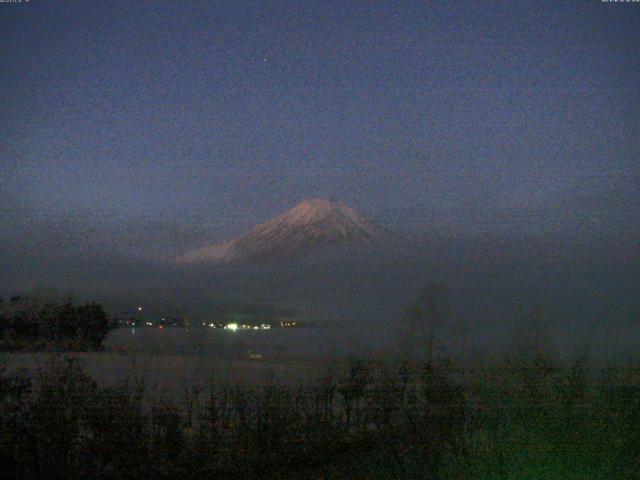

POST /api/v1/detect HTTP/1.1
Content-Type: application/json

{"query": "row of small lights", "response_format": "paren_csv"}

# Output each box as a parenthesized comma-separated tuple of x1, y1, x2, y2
(200, 322, 272, 331)
(137, 307, 291, 332)
(134, 307, 173, 330)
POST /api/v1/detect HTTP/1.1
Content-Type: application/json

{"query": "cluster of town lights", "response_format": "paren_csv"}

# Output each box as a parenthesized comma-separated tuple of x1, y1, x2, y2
(225, 322, 272, 331)
(201, 322, 272, 331)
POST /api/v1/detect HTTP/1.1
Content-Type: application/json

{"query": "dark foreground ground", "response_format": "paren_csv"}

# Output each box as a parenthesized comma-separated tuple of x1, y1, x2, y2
(1, 353, 638, 479)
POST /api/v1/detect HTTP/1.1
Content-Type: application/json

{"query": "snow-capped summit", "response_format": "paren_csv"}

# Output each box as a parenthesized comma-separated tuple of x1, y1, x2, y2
(176, 198, 392, 264)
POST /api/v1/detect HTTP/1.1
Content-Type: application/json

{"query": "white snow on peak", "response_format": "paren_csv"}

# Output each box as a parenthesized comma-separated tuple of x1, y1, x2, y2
(268, 199, 365, 227)
(285, 199, 356, 223)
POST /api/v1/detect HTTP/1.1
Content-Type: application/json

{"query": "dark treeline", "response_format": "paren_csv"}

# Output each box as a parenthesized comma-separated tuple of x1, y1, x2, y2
(0, 296, 115, 351)
(0, 355, 638, 479)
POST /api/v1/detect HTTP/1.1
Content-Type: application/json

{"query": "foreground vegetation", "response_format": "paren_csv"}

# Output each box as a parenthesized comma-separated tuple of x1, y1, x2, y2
(0, 354, 637, 479)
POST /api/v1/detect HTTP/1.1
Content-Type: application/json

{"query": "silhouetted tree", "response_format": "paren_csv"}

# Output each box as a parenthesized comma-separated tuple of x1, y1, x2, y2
(76, 302, 113, 350)
(510, 306, 556, 364)
(0, 296, 114, 351)
(397, 284, 451, 363)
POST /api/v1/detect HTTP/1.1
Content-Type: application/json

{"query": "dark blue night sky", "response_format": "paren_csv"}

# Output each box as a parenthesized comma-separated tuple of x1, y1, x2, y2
(1, 0, 639, 271)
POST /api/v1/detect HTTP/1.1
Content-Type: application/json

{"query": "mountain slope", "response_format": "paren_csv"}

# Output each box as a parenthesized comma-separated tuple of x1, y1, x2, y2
(176, 198, 393, 264)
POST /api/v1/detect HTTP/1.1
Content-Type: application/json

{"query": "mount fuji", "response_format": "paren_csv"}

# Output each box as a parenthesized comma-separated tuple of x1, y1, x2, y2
(176, 198, 395, 264)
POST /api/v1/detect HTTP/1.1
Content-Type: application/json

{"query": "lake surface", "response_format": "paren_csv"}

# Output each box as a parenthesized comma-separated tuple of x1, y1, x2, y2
(104, 322, 640, 365)
(105, 326, 390, 359)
